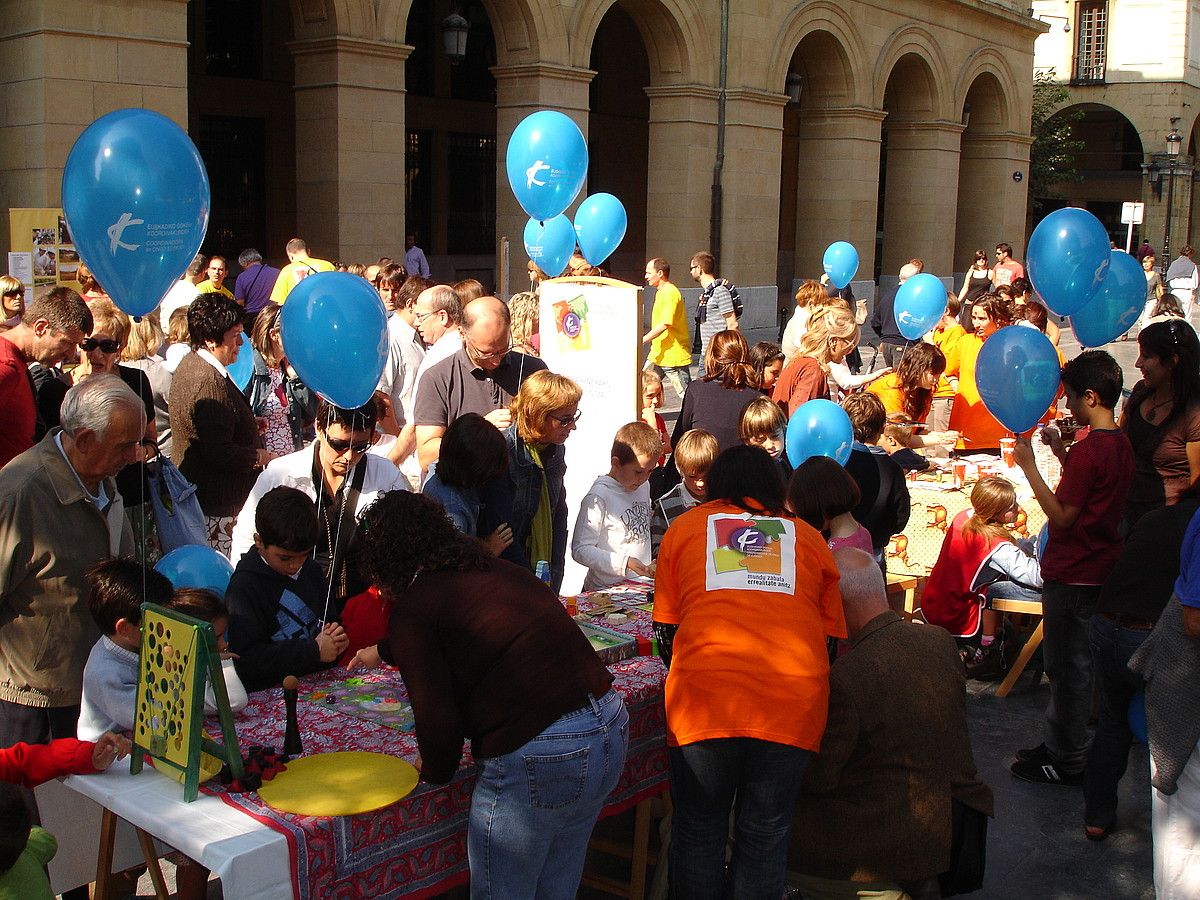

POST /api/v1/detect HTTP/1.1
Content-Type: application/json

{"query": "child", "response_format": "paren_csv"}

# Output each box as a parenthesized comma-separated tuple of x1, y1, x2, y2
(739, 395, 792, 480)
(1011, 350, 1133, 786)
(78, 558, 175, 740)
(165, 588, 249, 714)
(787, 456, 874, 554)
(572, 421, 660, 590)
(162, 305, 191, 374)
(226, 486, 349, 691)
(422, 412, 513, 554)
(921, 477, 1043, 677)
(652, 429, 718, 555)
(640, 369, 672, 462)
(1, 733, 130, 899)
(880, 423, 930, 472)
(749, 342, 785, 394)
(928, 292, 964, 438)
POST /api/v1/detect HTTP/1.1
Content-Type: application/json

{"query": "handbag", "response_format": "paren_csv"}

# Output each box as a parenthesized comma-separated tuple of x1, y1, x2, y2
(147, 456, 208, 552)
(938, 798, 988, 896)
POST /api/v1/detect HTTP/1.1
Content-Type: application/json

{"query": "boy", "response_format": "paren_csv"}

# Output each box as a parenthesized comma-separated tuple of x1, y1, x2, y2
(1011, 350, 1133, 786)
(651, 429, 719, 555)
(226, 486, 349, 691)
(78, 559, 174, 740)
(572, 421, 661, 590)
(880, 423, 930, 472)
(739, 396, 791, 480)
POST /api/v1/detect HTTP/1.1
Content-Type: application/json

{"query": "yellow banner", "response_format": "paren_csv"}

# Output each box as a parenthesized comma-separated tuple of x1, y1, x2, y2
(8, 207, 81, 291)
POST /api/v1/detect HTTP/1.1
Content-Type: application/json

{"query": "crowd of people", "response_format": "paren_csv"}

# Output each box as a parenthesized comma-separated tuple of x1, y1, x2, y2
(1, 236, 1199, 899)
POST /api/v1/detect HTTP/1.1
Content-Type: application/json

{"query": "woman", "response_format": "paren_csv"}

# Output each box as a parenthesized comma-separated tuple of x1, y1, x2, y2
(120, 313, 172, 457)
(423, 412, 513, 555)
(500, 370, 581, 591)
(355, 490, 627, 899)
(1119, 319, 1200, 529)
(673, 330, 761, 452)
(749, 341, 784, 394)
(169, 292, 273, 555)
(653, 446, 845, 899)
(780, 280, 828, 362)
(1021, 299, 1060, 346)
(1146, 292, 1186, 327)
(507, 290, 540, 356)
(782, 305, 860, 409)
(1135, 254, 1167, 336)
(949, 293, 1016, 454)
(76, 263, 109, 303)
(958, 250, 993, 326)
(867, 341, 959, 451)
(244, 302, 317, 454)
(0, 274, 24, 329)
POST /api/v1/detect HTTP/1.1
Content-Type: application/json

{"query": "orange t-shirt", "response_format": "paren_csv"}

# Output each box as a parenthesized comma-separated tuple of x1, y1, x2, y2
(868, 373, 907, 419)
(653, 501, 846, 751)
(950, 333, 1064, 448)
(932, 323, 965, 400)
(772, 355, 829, 416)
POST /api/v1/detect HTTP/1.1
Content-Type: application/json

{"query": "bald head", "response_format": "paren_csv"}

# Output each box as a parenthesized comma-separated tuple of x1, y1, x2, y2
(462, 296, 511, 371)
(833, 548, 890, 638)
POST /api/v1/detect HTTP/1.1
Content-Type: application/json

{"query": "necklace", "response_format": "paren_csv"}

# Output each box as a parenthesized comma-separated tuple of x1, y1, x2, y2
(1143, 391, 1174, 425)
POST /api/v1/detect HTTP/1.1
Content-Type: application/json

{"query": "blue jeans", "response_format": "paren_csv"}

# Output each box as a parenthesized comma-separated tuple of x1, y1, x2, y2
(668, 738, 812, 900)
(1041, 580, 1100, 773)
(1084, 614, 1151, 828)
(647, 363, 692, 403)
(468, 689, 629, 900)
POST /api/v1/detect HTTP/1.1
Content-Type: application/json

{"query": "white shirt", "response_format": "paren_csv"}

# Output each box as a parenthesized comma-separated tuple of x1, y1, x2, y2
(159, 278, 200, 332)
(196, 347, 230, 379)
(571, 474, 652, 591)
(377, 313, 425, 429)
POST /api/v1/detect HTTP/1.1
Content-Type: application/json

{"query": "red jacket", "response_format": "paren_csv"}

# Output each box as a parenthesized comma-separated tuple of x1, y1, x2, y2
(921, 510, 1008, 638)
(0, 738, 98, 788)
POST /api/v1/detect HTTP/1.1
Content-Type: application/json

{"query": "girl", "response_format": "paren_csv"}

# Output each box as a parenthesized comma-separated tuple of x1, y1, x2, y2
(423, 412, 514, 555)
(787, 456, 874, 554)
(640, 368, 672, 460)
(748, 341, 785, 394)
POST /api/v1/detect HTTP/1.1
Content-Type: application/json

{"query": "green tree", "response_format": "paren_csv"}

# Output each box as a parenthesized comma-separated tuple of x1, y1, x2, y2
(1028, 68, 1084, 214)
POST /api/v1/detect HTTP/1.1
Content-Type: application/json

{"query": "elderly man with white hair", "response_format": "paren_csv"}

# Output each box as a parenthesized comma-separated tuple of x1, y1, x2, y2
(0, 374, 142, 752)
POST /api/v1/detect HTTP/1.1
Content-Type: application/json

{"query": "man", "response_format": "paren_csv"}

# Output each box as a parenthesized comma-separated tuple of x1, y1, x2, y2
(1136, 239, 1155, 262)
(690, 250, 738, 363)
(405, 233, 431, 279)
(789, 548, 994, 899)
(870, 260, 921, 368)
(414, 295, 547, 469)
(0, 287, 92, 467)
(991, 242, 1024, 289)
(268, 237, 335, 305)
(643, 257, 692, 401)
(195, 256, 234, 299)
(412, 284, 464, 393)
(1166, 245, 1198, 320)
(375, 266, 426, 468)
(158, 252, 206, 332)
(233, 248, 282, 331)
(0, 375, 140, 753)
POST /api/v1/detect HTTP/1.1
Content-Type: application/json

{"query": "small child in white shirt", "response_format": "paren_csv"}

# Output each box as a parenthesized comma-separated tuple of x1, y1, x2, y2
(572, 421, 661, 591)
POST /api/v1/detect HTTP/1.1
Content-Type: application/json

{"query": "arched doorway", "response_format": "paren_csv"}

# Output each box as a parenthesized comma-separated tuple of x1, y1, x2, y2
(954, 71, 1011, 272)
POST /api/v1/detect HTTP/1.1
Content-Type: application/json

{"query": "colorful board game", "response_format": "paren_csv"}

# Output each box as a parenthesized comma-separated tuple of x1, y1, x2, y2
(302, 678, 416, 732)
(577, 622, 637, 665)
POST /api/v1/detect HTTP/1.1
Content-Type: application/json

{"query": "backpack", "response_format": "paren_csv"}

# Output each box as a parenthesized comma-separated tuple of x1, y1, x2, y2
(721, 278, 743, 320)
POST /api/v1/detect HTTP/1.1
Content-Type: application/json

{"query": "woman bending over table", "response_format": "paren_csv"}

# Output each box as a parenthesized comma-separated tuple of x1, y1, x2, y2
(867, 341, 958, 450)
(356, 491, 627, 900)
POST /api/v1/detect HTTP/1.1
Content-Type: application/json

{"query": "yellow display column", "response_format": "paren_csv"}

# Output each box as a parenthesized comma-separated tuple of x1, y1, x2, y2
(793, 106, 886, 281)
(880, 121, 965, 278)
(955, 133, 1033, 266)
(288, 36, 411, 265)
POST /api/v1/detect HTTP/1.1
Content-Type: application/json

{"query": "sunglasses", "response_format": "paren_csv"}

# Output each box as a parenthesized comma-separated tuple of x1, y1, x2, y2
(325, 436, 373, 455)
(80, 338, 120, 353)
(551, 410, 582, 426)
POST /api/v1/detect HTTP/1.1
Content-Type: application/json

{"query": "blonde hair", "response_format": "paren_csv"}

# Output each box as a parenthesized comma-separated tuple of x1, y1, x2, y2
(640, 368, 663, 393)
(87, 299, 130, 347)
(963, 476, 1017, 545)
(508, 291, 540, 355)
(251, 302, 283, 368)
(882, 422, 914, 446)
(77, 262, 102, 295)
(674, 429, 719, 476)
(799, 306, 858, 372)
(612, 420, 662, 465)
(122, 314, 164, 361)
(738, 396, 786, 443)
(511, 370, 582, 444)
(167, 305, 191, 345)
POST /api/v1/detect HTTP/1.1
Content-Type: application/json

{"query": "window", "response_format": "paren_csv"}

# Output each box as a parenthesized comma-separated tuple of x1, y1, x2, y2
(196, 116, 266, 257)
(1073, 1, 1107, 84)
(406, 130, 433, 251)
(446, 133, 495, 254)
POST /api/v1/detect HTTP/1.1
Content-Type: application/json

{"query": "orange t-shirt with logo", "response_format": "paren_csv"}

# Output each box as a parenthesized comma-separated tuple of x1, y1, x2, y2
(653, 501, 846, 751)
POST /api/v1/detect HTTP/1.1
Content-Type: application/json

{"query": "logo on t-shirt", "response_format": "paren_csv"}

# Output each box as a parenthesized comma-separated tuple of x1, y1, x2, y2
(705, 514, 797, 594)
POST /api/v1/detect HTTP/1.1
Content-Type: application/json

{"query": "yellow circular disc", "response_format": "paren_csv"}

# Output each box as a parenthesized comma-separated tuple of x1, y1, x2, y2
(257, 751, 419, 817)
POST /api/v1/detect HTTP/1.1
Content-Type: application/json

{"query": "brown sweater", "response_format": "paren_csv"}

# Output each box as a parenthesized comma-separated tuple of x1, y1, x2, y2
(388, 556, 613, 784)
(168, 351, 262, 517)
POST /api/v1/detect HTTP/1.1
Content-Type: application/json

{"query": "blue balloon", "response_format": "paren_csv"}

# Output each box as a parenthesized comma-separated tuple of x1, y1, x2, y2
(976, 326, 1062, 434)
(505, 111, 588, 222)
(1070, 250, 1145, 347)
(894, 273, 948, 340)
(62, 109, 210, 319)
(1128, 691, 1148, 744)
(786, 398, 854, 468)
(155, 545, 235, 597)
(279, 272, 388, 409)
(523, 215, 575, 278)
(573, 193, 627, 266)
(1027, 207, 1111, 317)
(226, 341, 253, 391)
(822, 241, 859, 290)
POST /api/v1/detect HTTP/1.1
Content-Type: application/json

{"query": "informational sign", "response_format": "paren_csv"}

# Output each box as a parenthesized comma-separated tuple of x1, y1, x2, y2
(8, 207, 81, 293)
(1120, 201, 1145, 225)
(539, 277, 642, 594)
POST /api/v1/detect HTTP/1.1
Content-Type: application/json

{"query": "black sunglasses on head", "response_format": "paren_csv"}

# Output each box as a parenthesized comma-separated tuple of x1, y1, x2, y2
(80, 338, 120, 353)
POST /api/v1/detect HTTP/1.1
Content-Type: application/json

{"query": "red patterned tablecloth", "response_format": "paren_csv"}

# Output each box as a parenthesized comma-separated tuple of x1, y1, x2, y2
(205, 640, 667, 899)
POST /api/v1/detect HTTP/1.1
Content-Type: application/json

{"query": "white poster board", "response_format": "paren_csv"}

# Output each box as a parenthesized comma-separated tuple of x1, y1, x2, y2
(539, 277, 642, 594)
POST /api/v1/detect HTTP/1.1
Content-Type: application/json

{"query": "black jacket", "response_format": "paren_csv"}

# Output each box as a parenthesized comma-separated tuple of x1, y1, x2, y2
(870, 286, 905, 345)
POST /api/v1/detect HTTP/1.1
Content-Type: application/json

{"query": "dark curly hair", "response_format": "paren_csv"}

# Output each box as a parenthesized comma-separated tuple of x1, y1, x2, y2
(356, 491, 491, 597)
(187, 292, 243, 348)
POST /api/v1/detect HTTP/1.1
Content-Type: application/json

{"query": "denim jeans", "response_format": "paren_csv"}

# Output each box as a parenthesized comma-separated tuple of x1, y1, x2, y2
(668, 738, 812, 900)
(985, 580, 1042, 605)
(1041, 580, 1100, 773)
(1084, 614, 1151, 828)
(467, 689, 628, 900)
(647, 363, 692, 403)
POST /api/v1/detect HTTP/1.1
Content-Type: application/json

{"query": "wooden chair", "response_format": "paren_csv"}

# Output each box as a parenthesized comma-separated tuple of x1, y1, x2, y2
(583, 793, 669, 900)
(990, 596, 1045, 698)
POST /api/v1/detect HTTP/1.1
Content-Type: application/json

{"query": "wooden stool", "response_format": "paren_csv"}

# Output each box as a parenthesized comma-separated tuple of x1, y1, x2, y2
(886, 573, 924, 620)
(991, 596, 1045, 698)
(582, 793, 667, 899)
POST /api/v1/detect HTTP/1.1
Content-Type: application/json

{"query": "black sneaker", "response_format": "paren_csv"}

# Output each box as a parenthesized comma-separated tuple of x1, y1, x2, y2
(1016, 742, 1049, 763)
(1011, 754, 1084, 786)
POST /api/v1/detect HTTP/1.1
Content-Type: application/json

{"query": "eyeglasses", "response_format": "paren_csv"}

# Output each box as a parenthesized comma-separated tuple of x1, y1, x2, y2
(324, 436, 373, 455)
(413, 309, 438, 324)
(467, 338, 513, 363)
(80, 337, 120, 353)
(551, 410, 582, 426)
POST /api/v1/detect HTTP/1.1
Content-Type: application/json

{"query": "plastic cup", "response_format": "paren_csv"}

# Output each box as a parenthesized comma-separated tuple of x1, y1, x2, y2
(1000, 438, 1016, 467)
(952, 460, 968, 488)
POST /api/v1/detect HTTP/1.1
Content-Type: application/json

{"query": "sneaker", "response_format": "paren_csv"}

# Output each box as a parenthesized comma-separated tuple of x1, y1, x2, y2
(1016, 742, 1049, 763)
(1011, 754, 1084, 786)
(964, 641, 1007, 679)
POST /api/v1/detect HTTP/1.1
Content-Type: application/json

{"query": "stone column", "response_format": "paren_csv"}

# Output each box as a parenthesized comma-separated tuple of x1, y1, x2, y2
(1146, 154, 1196, 266)
(880, 120, 965, 277)
(793, 106, 886, 282)
(643, 85, 719, 278)
(492, 63, 593, 289)
(0, 0, 189, 259)
(955, 133, 1033, 265)
(288, 36, 410, 264)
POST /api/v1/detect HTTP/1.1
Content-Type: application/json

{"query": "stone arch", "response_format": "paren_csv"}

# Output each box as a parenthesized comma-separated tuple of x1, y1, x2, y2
(768, 1, 869, 107)
(570, 0, 711, 85)
(954, 48, 1022, 135)
(287, 0, 377, 41)
(954, 68, 1020, 268)
(873, 26, 951, 120)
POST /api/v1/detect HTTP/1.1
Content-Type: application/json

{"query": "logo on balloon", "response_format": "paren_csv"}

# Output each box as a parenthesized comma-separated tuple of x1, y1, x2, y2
(526, 160, 551, 189)
(107, 213, 143, 253)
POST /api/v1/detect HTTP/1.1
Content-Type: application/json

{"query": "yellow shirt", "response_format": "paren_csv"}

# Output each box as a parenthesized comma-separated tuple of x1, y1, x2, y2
(195, 280, 233, 300)
(648, 280, 692, 368)
(931, 323, 965, 400)
(269, 255, 335, 305)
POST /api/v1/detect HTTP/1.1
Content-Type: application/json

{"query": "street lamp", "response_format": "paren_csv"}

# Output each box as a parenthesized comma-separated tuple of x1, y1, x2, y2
(1162, 118, 1184, 272)
(441, 11, 470, 65)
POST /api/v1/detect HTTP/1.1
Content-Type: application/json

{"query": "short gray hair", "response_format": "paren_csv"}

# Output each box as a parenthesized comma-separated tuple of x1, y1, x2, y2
(60, 374, 144, 439)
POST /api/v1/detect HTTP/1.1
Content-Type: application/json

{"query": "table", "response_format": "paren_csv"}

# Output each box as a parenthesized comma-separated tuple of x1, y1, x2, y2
(51, 592, 668, 899)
